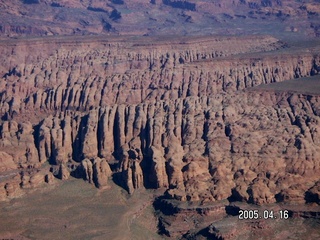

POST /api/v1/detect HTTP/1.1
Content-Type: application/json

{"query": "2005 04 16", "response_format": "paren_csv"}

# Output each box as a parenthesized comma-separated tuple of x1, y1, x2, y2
(238, 209, 289, 220)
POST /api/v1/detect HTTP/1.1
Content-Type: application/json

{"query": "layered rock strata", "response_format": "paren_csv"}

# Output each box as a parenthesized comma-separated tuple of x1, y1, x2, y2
(0, 35, 319, 217)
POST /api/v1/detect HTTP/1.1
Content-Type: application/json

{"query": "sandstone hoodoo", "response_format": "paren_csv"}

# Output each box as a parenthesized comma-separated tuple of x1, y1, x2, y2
(0, 33, 320, 238)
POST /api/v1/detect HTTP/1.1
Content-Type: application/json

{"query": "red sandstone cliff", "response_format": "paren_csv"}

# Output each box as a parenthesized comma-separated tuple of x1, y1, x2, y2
(0, 35, 319, 208)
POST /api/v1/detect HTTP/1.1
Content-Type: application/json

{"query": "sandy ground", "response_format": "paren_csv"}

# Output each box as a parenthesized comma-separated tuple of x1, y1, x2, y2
(252, 75, 320, 95)
(0, 179, 163, 240)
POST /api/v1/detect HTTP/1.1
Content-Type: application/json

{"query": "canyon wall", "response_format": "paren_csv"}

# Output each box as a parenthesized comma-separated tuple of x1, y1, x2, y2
(0, 35, 320, 208)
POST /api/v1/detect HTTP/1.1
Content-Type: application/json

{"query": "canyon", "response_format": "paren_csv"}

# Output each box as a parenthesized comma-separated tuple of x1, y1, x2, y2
(0, 33, 319, 238)
(0, 0, 320, 239)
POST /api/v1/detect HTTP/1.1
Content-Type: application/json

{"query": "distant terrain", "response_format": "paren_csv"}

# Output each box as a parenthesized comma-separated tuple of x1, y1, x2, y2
(0, 0, 319, 38)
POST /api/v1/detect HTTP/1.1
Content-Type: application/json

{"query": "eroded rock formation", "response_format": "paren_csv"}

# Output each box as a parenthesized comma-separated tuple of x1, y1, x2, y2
(0, 35, 319, 238)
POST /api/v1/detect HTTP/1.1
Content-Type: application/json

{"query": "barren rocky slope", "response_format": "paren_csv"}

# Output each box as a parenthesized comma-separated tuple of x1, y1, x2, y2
(0, 0, 319, 37)
(0, 34, 320, 238)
